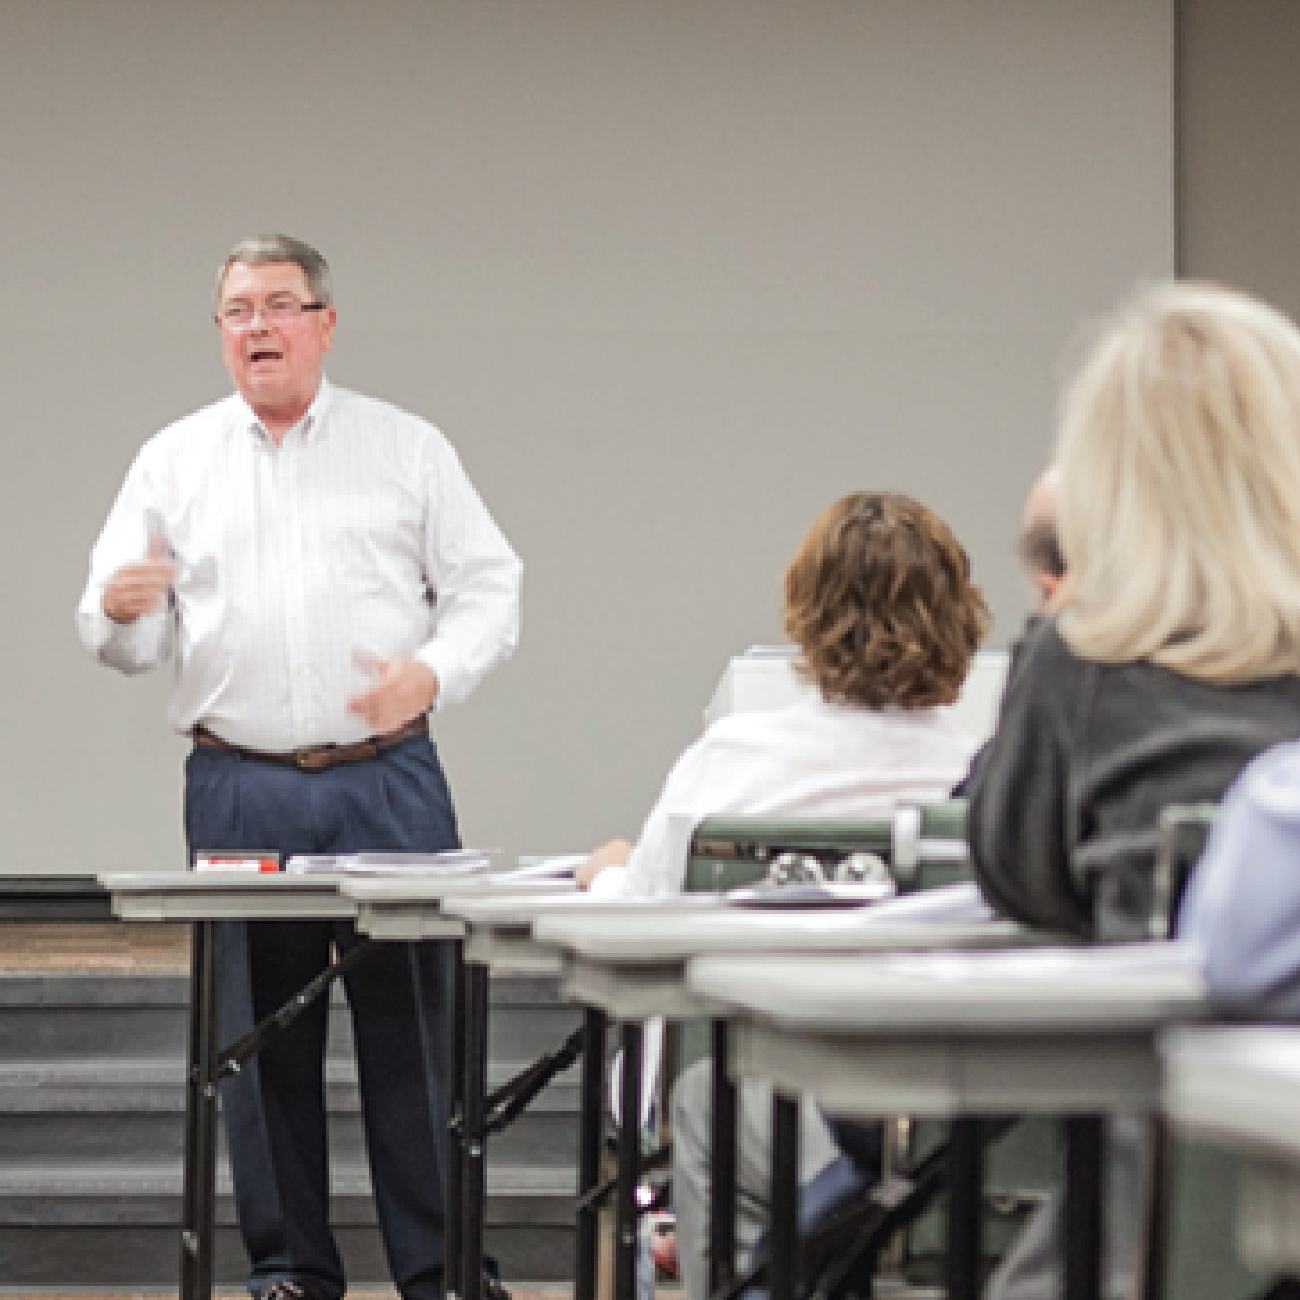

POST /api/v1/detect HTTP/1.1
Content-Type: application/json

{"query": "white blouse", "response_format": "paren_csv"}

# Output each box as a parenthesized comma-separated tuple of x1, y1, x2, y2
(591, 696, 977, 899)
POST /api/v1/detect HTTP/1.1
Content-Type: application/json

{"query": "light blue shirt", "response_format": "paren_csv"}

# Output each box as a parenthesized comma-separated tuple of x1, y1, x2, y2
(1178, 739, 1300, 1017)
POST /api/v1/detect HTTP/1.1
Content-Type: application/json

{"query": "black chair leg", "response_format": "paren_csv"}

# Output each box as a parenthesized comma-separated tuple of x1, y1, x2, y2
(1065, 1115, 1105, 1300)
(615, 1023, 644, 1300)
(575, 1009, 606, 1300)
(179, 918, 220, 1300)
(447, 941, 466, 1300)
(1139, 1116, 1170, 1300)
(769, 1093, 801, 1300)
(710, 1020, 738, 1294)
(947, 1118, 984, 1300)
(461, 962, 490, 1300)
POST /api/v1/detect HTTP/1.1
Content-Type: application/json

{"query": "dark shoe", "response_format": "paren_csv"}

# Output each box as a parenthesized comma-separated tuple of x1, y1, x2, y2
(482, 1265, 511, 1300)
(254, 1282, 311, 1300)
(1254, 1280, 1300, 1300)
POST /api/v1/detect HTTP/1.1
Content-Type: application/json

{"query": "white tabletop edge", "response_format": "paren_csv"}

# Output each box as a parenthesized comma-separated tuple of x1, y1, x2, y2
(685, 945, 1209, 1033)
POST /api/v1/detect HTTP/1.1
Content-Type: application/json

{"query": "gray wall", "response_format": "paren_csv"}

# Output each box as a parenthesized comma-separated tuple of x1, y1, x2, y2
(1178, 0, 1300, 315)
(0, 1, 1173, 873)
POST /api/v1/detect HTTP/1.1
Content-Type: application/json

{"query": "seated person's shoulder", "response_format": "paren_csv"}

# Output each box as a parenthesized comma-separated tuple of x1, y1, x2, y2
(1004, 614, 1089, 692)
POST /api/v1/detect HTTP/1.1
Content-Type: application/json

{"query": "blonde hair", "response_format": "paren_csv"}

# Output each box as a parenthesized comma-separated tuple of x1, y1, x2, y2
(1057, 282, 1300, 683)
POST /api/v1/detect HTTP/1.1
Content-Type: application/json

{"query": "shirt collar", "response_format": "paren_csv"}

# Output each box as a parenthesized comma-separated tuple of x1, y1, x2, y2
(237, 376, 334, 445)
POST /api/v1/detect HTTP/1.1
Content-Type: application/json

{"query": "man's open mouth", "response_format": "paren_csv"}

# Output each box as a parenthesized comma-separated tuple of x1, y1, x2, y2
(249, 349, 282, 362)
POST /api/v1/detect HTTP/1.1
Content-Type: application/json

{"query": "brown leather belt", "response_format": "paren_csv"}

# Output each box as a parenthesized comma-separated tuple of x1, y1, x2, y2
(192, 715, 428, 773)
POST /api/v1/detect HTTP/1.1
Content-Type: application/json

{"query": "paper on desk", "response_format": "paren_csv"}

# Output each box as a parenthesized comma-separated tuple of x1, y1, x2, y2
(496, 854, 586, 881)
(728, 881, 895, 909)
(286, 849, 496, 876)
(728, 880, 993, 920)
(857, 881, 995, 926)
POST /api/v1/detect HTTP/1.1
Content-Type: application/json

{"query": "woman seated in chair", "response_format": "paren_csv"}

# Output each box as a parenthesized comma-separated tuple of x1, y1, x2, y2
(579, 489, 990, 1299)
(968, 282, 1300, 1300)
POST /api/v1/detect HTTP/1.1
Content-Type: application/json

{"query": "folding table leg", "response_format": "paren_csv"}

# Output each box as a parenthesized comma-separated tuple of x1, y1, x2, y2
(710, 1020, 737, 1294)
(461, 962, 491, 1300)
(1065, 1115, 1105, 1300)
(575, 1008, 607, 1300)
(616, 1023, 644, 1300)
(769, 1093, 801, 1300)
(947, 1117, 984, 1300)
(180, 918, 221, 1300)
(1139, 1117, 1170, 1300)
(446, 940, 466, 1300)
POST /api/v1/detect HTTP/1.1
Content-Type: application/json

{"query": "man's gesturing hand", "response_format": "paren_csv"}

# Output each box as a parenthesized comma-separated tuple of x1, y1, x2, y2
(348, 656, 440, 734)
(103, 536, 176, 624)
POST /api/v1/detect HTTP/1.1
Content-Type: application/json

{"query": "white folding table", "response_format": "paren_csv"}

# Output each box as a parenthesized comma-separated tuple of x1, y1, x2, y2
(687, 942, 1210, 1300)
(1163, 1024, 1300, 1279)
(100, 872, 358, 1300)
(348, 886, 743, 1300)
(340, 874, 577, 1300)
(532, 895, 1034, 1300)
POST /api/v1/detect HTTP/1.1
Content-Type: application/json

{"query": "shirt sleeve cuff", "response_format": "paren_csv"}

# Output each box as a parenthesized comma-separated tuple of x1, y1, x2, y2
(81, 604, 164, 664)
(414, 645, 455, 711)
(588, 865, 632, 899)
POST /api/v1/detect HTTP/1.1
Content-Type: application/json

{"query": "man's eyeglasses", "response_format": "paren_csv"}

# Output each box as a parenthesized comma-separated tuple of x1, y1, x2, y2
(217, 297, 328, 331)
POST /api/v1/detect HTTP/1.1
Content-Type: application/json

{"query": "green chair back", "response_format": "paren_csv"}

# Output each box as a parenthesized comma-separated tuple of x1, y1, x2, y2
(685, 800, 970, 895)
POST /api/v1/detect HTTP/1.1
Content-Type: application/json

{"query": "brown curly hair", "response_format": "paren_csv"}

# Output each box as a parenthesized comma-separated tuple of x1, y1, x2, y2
(783, 492, 989, 708)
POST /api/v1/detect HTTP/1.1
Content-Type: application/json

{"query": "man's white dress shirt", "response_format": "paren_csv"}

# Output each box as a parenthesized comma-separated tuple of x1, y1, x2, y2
(78, 379, 521, 752)
(590, 696, 977, 899)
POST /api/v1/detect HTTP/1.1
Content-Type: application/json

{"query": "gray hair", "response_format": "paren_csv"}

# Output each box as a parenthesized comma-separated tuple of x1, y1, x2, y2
(1016, 514, 1065, 583)
(215, 234, 332, 306)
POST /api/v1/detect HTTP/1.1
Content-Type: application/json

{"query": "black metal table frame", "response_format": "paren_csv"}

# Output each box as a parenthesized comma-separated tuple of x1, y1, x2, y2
(178, 923, 419, 1300)
(179, 917, 223, 1300)
(182, 936, 1113, 1300)
(457, 983, 1138, 1300)
(563, 1009, 740, 1300)
(452, 945, 594, 1300)
(454, 958, 641, 1300)
(118, 878, 573, 1300)
(761, 1091, 1113, 1300)
(171, 929, 1113, 1300)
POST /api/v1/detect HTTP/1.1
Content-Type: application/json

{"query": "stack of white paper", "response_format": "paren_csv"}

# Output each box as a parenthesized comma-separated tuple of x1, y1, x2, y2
(285, 849, 496, 876)
(494, 854, 586, 882)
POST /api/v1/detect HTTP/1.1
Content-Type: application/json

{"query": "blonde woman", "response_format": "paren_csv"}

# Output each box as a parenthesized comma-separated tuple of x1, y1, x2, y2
(968, 282, 1300, 1299)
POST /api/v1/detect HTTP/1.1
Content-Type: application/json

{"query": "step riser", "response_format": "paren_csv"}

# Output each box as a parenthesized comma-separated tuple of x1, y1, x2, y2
(0, 1004, 582, 1063)
(0, 1222, 573, 1287)
(0, 1111, 580, 1165)
(0, 970, 581, 1288)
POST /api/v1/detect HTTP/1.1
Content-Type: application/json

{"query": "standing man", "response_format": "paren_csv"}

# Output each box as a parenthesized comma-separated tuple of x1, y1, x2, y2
(78, 235, 522, 1300)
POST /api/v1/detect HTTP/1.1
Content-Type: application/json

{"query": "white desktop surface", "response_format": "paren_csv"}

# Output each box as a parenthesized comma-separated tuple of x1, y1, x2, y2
(99, 871, 357, 921)
(533, 905, 1029, 967)
(685, 943, 1208, 1117)
(1163, 1025, 1300, 1161)
(340, 874, 575, 943)
(689, 943, 1205, 1032)
(1163, 1025, 1300, 1275)
(534, 896, 1037, 1024)
(339, 874, 576, 903)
